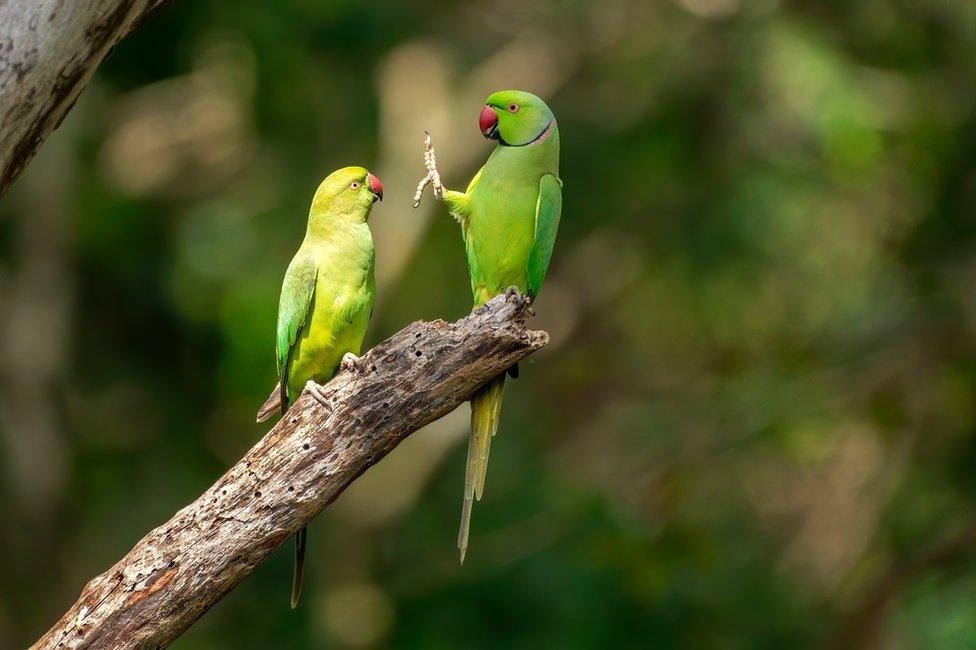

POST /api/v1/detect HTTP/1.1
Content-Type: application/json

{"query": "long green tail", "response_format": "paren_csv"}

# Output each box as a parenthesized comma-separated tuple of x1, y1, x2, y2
(458, 372, 505, 563)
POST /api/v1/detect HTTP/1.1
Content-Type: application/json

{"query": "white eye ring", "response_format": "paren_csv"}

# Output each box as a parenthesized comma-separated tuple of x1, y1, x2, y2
(350, 181, 361, 190)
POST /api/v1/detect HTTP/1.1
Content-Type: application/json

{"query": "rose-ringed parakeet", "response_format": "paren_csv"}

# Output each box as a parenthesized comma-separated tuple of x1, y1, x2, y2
(256, 165, 383, 607)
(415, 90, 562, 562)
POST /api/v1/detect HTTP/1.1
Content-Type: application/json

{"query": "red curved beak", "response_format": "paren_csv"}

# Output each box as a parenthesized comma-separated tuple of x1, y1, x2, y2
(479, 106, 499, 139)
(367, 172, 383, 202)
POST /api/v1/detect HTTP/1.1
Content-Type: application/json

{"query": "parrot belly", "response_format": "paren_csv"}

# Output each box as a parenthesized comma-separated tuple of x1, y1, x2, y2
(287, 273, 373, 401)
(466, 174, 539, 305)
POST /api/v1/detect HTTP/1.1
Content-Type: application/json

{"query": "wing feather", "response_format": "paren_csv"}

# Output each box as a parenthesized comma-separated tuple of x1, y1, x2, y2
(526, 174, 563, 299)
(275, 254, 318, 409)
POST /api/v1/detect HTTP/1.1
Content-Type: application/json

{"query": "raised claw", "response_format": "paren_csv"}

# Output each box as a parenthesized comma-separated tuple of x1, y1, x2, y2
(413, 131, 444, 208)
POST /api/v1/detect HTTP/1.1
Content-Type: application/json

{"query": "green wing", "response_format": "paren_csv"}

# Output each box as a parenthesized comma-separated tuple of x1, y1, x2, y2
(276, 254, 318, 410)
(526, 173, 563, 299)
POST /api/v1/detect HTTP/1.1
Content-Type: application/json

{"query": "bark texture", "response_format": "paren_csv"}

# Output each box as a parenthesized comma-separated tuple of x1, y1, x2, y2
(33, 293, 547, 649)
(0, 0, 169, 199)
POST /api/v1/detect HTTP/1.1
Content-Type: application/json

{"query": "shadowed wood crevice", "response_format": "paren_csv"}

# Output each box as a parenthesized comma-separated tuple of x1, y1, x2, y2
(32, 292, 548, 649)
(0, 0, 172, 200)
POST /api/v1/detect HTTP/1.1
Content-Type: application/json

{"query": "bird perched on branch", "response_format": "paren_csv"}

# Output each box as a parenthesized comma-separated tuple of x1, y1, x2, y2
(414, 90, 562, 563)
(256, 165, 383, 607)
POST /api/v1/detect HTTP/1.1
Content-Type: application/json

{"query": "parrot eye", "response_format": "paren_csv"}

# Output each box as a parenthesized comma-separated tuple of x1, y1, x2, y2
(507, 103, 519, 113)
(349, 181, 361, 190)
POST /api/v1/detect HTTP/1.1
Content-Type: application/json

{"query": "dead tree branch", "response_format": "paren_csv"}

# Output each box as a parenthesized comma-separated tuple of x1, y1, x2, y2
(0, 0, 170, 199)
(33, 293, 547, 649)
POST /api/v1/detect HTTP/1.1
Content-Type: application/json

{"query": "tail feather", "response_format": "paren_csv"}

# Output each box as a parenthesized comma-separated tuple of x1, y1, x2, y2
(474, 377, 504, 501)
(256, 382, 283, 422)
(291, 526, 307, 608)
(458, 373, 506, 563)
(458, 492, 473, 565)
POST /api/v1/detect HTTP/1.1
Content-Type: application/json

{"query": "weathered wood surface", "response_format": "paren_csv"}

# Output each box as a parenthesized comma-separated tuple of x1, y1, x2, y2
(33, 293, 547, 649)
(0, 0, 169, 199)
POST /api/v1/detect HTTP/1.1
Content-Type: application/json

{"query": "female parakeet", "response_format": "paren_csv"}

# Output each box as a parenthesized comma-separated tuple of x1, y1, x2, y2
(256, 165, 383, 607)
(415, 90, 562, 562)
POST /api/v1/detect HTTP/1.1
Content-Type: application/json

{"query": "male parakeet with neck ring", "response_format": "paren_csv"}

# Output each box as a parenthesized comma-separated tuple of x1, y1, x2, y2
(414, 90, 562, 563)
(256, 165, 383, 606)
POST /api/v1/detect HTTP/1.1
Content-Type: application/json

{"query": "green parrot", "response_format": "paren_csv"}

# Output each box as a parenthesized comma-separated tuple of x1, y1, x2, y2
(256, 165, 383, 607)
(416, 90, 562, 562)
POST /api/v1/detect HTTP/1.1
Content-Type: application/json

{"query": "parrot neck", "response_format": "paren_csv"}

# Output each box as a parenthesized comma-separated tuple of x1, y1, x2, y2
(306, 205, 370, 239)
(493, 121, 559, 172)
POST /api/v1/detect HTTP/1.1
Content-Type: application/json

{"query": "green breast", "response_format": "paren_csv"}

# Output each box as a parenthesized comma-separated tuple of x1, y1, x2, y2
(466, 139, 559, 305)
(287, 225, 375, 400)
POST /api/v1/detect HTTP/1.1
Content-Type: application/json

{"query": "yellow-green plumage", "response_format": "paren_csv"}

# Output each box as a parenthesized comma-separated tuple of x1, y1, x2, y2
(279, 221, 375, 404)
(264, 165, 381, 607)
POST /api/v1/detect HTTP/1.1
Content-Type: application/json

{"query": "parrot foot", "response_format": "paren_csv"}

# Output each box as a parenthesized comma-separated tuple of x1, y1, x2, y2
(340, 352, 362, 373)
(304, 380, 332, 410)
(413, 130, 443, 208)
(504, 286, 534, 316)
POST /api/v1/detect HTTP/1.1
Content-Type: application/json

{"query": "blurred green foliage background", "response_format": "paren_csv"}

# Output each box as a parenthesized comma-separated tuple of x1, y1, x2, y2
(3, 0, 976, 647)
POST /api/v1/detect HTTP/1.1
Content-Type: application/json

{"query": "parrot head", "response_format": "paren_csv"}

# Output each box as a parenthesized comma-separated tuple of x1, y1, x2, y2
(479, 90, 555, 147)
(311, 166, 383, 219)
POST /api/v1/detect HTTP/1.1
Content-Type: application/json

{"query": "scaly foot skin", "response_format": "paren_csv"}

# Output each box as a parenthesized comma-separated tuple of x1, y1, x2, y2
(504, 285, 532, 306)
(504, 286, 534, 318)
(304, 379, 331, 409)
(413, 131, 444, 208)
(340, 352, 362, 373)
